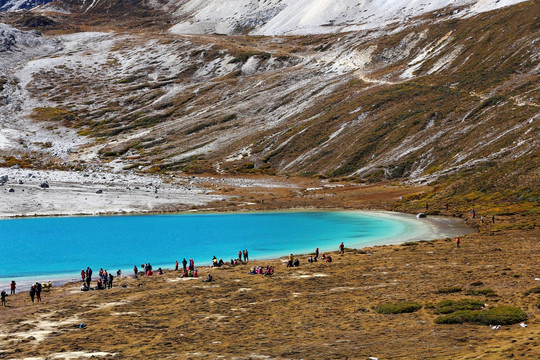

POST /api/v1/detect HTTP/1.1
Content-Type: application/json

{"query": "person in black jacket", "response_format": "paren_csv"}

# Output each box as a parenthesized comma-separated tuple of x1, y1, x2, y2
(29, 286, 36, 303)
(1, 290, 7, 306)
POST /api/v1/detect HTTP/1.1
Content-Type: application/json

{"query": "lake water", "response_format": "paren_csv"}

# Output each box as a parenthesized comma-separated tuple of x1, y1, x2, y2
(0, 211, 465, 290)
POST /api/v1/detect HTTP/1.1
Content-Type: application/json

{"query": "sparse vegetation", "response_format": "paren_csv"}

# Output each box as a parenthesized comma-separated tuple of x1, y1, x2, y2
(524, 286, 540, 296)
(465, 289, 498, 297)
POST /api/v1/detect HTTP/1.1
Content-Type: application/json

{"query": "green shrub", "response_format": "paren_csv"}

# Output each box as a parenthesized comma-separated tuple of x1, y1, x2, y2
(375, 301, 422, 314)
(436, 287, 463, 294)
(435, 306, 527, 325)
(432, 299, 484, 314)
(465, 288, 498, 297)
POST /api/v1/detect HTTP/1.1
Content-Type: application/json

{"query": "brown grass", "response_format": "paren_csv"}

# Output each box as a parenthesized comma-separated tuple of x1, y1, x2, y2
(0, 186, 538, 359)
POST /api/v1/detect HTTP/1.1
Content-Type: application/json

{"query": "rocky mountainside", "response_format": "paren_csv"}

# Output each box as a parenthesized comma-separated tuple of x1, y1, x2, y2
(0, 0, 53, 12)
(0, 0, 538, 210)
(167, 0, 529, 36)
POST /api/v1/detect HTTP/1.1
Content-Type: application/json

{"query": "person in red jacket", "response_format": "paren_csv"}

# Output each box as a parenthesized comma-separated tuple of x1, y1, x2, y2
(10, 280, 16, 295)
(456, 236, 460, 248)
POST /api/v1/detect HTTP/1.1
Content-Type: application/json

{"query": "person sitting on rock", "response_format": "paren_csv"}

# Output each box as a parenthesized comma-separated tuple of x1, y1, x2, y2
(203, 274, 213, 282)
(325, 256, 332, 263)
(293, 258, 300, 267)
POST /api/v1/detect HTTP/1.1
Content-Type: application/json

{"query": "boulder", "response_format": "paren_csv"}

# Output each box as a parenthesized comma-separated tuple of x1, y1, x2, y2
(416, 213, 427, 218)
(40, 182, 49, 188)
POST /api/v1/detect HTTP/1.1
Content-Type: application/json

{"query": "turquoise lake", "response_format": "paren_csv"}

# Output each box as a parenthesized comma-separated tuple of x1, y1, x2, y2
(0, 211, 421, 288)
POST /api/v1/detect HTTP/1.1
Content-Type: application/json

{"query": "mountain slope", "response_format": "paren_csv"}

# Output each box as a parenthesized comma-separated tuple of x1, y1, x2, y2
(167, 0, 530, 35)
(0, 0, 53, 12)
(0, 0, 538, 213)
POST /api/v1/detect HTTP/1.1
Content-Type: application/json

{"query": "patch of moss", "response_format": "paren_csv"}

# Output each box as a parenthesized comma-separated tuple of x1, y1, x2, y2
(375, 301, 422, 314)
(435, 287, 463, 294)
(431, 299, 484, 314)
(434, 306, 527, 325)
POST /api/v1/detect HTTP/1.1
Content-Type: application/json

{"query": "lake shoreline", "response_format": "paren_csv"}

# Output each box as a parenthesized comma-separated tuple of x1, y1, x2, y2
(1, 210, 474, 294)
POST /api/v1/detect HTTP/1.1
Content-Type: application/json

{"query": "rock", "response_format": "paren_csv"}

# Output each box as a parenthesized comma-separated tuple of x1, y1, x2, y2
(96, 190, 103, 194)
(0, 175, 8, 185)
(40, 182, 49, 188)
(18, 179, 24, 184)
(416, 213, 427, 218)
(8, 188, 14, 192)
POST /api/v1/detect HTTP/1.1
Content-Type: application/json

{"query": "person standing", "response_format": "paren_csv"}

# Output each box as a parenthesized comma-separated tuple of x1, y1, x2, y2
(245, 250, 249, 262)
(339, 242, 345, 254)
(1, 290, 7, 306)
(175, 260, 179, 271)
(86, 267, 93, 288)
(81, 269, 85, 282)
(238, 250, 242, 261)
(492, 215, 495, 223)
(133, 265, 138, 279)
(29, 286, 36, 303)
(315, 247, 319, 260)
(103, 270, 108, 289)
(456, 236, 460, 248)
(108, 273, 113, 289)
(10, 281, 16, 295)
(35, 283, 42, 302)
(471, 209, 476, 219)
(182, 258, 187, 272)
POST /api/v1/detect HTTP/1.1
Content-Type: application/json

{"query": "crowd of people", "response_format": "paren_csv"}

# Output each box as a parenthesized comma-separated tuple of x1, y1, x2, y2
(3, 243, 347, 303)
(80, 266, 119, 291)
(249, 265, 274, 275)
